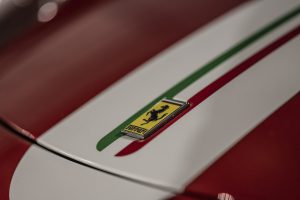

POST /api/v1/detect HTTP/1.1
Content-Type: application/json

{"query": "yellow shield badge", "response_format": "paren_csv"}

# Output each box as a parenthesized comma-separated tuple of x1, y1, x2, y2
(122, 99, 188, 139)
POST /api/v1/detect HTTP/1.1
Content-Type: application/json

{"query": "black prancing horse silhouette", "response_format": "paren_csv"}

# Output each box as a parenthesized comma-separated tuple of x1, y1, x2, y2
(141, 105, 170, 125)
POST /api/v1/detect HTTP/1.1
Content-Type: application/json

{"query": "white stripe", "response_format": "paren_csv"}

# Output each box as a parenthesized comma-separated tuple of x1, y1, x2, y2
(37, 0, 300, 192)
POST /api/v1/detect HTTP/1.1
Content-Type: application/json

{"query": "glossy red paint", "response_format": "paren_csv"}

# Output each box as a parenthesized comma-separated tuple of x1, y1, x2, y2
(0, 127, 30, 200)
(0, 0, 248, 137)
(177, 92, 300, 199)
(116, 24, 300, 156)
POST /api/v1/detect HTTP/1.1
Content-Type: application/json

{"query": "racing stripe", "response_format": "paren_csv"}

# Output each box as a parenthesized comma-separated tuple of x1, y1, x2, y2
(35, 1, 300, 191)
(116, 23, 300, 156)
(97, 6, 300, 152)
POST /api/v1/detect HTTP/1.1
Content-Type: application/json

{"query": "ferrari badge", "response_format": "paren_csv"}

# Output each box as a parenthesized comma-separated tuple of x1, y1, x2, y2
(122, 99, 188, 139)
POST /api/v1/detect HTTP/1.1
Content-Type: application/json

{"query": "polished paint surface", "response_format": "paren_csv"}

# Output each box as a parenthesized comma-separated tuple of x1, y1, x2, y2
(1, 1, 300, 199)
(35, 0, 300, 191)
(0, 1, 248, 199)
(0, 0, 247, 137)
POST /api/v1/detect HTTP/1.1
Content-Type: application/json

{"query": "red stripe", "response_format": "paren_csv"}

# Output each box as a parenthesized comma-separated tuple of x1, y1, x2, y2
(0, 0, 247, 138)
(116, 24, 300, 156)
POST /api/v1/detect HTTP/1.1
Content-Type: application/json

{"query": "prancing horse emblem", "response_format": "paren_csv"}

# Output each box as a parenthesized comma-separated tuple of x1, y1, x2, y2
(141, 105, 170, 125)
(122, 99, 188, 140)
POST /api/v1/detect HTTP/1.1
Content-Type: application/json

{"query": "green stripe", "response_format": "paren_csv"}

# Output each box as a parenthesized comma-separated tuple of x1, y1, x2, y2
(97, 6, 300, 151)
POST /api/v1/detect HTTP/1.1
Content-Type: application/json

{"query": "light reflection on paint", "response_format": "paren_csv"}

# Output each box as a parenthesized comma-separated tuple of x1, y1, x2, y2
(37, 1, 58, 23)
(218, 193, 235, 200)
